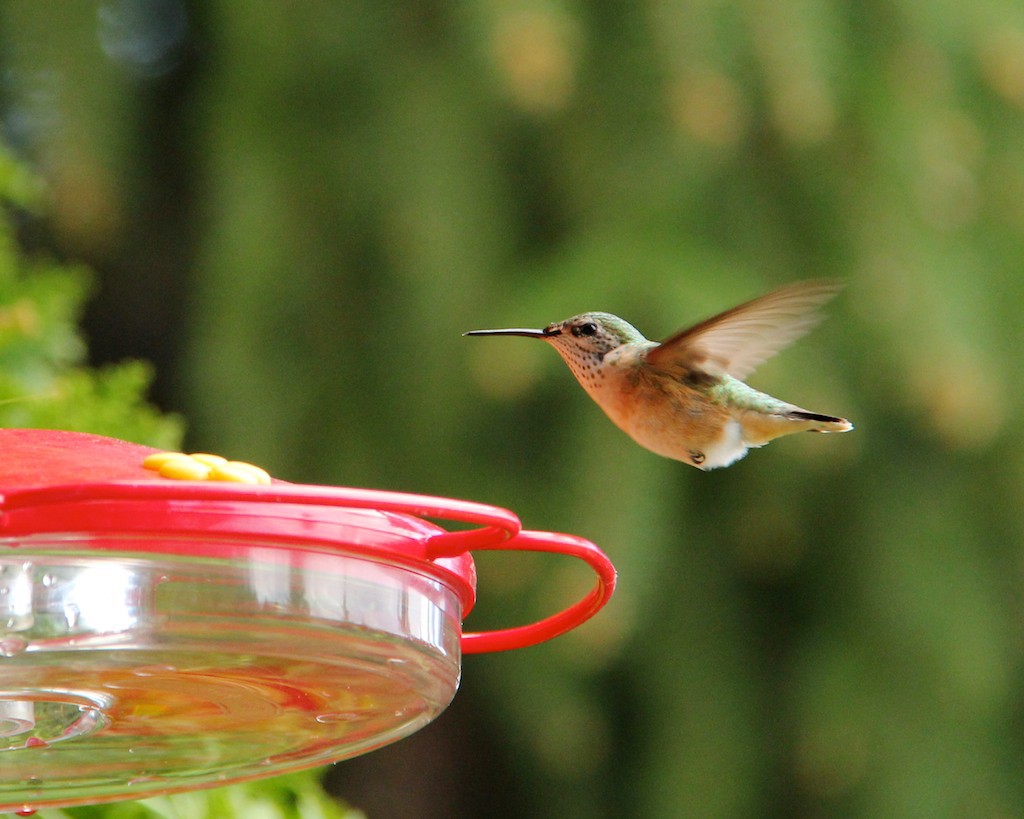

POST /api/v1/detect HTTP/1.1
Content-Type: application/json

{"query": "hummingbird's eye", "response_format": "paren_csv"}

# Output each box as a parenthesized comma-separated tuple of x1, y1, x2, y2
(573, 322, 598, 338)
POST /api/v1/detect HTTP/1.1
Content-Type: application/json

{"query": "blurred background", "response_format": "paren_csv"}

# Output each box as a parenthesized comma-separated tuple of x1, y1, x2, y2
(2, 1, 1024, 816)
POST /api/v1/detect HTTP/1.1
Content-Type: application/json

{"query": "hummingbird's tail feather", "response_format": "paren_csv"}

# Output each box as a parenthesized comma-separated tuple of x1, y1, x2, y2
(788, 410, 854, 433)
(736, 406, 852, 447)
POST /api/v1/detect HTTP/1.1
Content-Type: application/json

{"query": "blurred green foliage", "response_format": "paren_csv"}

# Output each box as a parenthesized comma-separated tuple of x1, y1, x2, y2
(37, 772, 363, 819)
(0, 143, 180, 445)
(4, 1, 1024, 817)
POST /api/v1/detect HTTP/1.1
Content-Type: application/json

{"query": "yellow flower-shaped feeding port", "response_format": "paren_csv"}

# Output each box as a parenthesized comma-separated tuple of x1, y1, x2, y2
(142, 452, 272, 485)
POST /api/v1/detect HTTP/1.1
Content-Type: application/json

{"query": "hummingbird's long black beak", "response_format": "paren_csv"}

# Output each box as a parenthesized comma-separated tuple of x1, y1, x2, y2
(463, 327, 558, 338)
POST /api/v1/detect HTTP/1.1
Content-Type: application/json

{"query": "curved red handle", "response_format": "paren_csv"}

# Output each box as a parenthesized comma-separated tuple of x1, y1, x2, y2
(445, 530, 617, 654)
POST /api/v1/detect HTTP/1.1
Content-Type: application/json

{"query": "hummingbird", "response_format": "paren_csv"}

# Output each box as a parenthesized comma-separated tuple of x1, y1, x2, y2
(465, 279, 853, 470)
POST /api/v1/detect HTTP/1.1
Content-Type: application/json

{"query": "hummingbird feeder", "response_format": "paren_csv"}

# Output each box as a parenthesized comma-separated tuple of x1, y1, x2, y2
(0, 429, 616, 813)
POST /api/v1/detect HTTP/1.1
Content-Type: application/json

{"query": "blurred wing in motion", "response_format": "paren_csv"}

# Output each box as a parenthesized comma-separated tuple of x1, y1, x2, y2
(645, 279, 845, 380)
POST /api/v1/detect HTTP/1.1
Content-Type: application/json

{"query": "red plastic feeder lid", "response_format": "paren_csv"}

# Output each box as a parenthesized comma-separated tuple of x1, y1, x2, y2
(0, 429, 616, 653)
(0, 429, 616, 812)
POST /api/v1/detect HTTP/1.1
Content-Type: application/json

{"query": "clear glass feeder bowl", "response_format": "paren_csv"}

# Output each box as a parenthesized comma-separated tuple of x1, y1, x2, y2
(0, 534, 462, 808)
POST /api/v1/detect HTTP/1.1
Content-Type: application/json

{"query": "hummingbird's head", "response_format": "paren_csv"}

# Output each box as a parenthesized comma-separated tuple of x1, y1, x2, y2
(541, 312, 645, 360)
(535, 312, 647, 387)
(464, 312, 646, 385)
